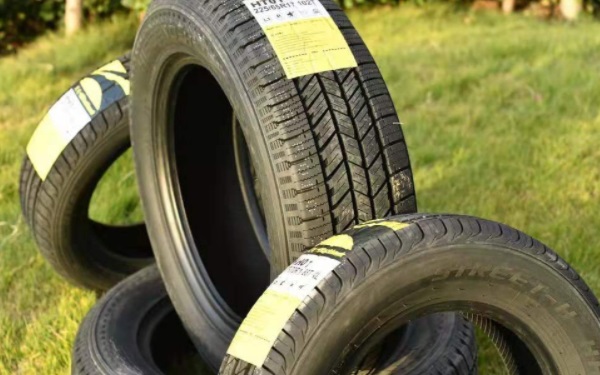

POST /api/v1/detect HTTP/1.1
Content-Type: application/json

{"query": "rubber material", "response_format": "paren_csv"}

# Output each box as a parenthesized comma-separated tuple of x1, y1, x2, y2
(131, 0, 425, 370)
(72, 265, 209, 375)
(20, 54, 153, 291)
(361, 313, 477, 374)
(221, 214, 600, 375)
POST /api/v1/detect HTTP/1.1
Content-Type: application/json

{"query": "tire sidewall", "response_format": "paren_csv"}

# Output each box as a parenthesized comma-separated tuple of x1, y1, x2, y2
(131, 2, 288, 369)
(291, 245, 600, 374)
(32, 104, 153, 289)
(73, 266, 168, 375)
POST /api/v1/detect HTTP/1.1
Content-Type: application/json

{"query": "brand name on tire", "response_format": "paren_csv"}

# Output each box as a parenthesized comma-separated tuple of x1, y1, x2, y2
(248, 0, 291, 8)
(432, 264, 579, 320)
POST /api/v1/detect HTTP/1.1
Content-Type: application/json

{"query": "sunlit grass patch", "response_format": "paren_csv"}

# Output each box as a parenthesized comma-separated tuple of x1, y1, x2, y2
(1, 5, 600, 374)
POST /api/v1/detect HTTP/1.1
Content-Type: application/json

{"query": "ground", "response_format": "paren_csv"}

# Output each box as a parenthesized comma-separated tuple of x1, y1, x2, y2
(1, 5, 600, 374)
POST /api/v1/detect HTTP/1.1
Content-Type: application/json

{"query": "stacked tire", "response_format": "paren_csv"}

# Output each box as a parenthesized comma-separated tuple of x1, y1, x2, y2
(19, 0, 600, 374)
(221, 215, 600, 375)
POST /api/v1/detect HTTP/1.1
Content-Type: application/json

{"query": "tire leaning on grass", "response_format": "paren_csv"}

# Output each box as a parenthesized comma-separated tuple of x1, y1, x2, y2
(130, 0, 475, 372)
(221, 214, 600, 375)
(20, 55, 153, 291)
(72, 265, 209, 375)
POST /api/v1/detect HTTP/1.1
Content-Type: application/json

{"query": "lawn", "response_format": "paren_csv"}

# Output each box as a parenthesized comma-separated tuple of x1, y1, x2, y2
(1, 5, 600, 374)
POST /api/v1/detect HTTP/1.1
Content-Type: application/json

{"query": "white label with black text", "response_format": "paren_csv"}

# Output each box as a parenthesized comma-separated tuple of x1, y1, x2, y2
(49, 89, 92, 141)
(244, 0, 329, 27)
(269, 254, 340, 299)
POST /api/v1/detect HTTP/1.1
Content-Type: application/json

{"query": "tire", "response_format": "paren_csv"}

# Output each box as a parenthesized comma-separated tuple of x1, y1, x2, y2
(359, 313, 477, 374)
(131, 0, 421, 369)
(221, 214, 600, 375)
(20, 55, 153, 291)
(72, 265, 209, 375)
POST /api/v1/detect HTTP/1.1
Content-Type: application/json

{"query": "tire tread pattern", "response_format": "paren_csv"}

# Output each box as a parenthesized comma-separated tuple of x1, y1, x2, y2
(201, 0, 417, 264)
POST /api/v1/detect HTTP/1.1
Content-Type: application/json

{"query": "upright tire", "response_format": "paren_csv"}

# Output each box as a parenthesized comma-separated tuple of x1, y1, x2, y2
(72, 266, 208, 375)
(130, 0, 440, 370)
(221, 214, 600, 374)
(20, 55, 153, 290)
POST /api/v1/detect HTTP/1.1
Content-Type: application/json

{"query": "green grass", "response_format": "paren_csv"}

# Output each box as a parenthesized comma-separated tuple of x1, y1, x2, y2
(89, 149, 144, 225)
(0, 16, 138, 374)
(1, 5, 600, 374)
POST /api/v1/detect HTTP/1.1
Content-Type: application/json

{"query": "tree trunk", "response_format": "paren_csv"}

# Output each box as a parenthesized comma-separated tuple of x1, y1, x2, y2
(502, 0, 515, 14)
(561, 0, 580, 19)
(65, 0, 83, 36)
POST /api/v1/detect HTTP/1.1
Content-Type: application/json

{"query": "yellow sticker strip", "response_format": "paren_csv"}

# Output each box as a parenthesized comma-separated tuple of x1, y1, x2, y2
(309, 233, 354, 258)
(354, 220, 409, 231)
(244, 0, 357, 79)
(76, 59, 130, 116)
(97, 60, 130, 95)
(318, 233, 354, 250)
(26, 60, 128, 180)
(310, 247, 346, 258)
(26, 89, 93, 180)
(227, 290, 301, 365)
(228, 253, 341, 367)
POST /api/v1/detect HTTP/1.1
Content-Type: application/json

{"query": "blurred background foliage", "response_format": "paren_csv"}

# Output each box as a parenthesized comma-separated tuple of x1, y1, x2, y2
(120, 0, 149, 13)
(1, 0, 598, 55)
(0, 0, 124, 54)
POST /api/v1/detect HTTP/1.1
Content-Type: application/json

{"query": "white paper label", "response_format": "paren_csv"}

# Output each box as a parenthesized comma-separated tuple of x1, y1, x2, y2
(244, 0, 329, 27)
(227, 253, 340, 366)
(49, 89, 92, 141)
(243, 0, 357, 79)
(269, 254, 340, 299)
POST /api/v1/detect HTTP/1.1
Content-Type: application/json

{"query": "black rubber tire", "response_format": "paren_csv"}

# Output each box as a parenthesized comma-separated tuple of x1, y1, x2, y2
(362, 313, 477, 374)
(221, 214, 600, 375)
(19, 55, 153, 291)
(131, 0, 423, 370)
(72, 265, 210, 375)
